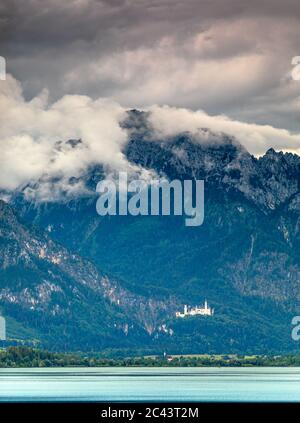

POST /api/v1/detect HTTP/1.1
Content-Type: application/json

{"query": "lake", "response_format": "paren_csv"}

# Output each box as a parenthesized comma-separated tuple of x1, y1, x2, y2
(1, 367, 300, 402)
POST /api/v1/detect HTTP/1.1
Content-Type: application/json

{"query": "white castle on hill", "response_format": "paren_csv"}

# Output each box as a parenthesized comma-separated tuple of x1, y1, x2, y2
(175, 300, 214, 318)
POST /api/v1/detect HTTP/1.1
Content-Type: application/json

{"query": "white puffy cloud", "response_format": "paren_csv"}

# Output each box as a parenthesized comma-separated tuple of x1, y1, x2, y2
(0, 74, 128, 196)
(2, 75, 300, 201)
(148, 105, 300, 156)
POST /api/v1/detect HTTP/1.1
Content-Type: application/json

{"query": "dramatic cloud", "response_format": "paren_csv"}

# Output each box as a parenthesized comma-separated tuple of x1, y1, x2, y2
(2, 75, 300, 201)
(2, 0, 300, 130)
(148, 105, 300, 156)
(0, 75, 128, 197)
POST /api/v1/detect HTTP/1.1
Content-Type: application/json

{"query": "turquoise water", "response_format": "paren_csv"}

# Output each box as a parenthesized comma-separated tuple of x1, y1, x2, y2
(1, 367, 300, 402)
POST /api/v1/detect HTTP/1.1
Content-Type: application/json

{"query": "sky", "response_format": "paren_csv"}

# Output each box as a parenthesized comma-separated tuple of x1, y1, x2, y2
(1, 0, 300, 195)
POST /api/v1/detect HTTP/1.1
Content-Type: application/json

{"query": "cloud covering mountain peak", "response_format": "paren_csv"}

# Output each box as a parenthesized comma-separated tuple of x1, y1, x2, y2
(2, 75, 300, 200)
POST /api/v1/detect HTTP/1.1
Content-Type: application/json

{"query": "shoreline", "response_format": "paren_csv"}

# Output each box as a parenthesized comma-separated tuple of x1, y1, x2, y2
(2, 347, 300, 368)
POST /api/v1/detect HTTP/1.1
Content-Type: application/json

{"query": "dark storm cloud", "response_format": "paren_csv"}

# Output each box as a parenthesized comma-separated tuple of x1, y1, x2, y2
(0, 0, 16, 44)
(3, 1, 300, 195)
(2, 0, 300, 130)
(5, 0, 300, 47)
(2, 1, 297, 45)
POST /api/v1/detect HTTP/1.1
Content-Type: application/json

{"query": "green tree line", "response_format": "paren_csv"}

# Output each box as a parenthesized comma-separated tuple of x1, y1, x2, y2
(2, 347, 300, 367)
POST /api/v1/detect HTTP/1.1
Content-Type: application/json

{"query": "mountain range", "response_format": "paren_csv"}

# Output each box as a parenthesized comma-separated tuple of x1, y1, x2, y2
(1, 110, 300, 355)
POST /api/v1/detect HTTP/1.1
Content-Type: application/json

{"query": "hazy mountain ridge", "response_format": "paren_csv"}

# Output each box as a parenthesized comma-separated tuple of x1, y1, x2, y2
(124, 110, 300, 212)
(2, 111, 300, 353)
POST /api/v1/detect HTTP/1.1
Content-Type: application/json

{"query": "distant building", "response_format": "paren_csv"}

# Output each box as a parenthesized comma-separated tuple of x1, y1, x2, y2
(176, 300, 214, 318)
(0, 316, 6, 341)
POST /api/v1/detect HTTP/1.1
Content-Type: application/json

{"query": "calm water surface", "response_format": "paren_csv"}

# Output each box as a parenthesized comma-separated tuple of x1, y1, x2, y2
(1, 367, 300, 402)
